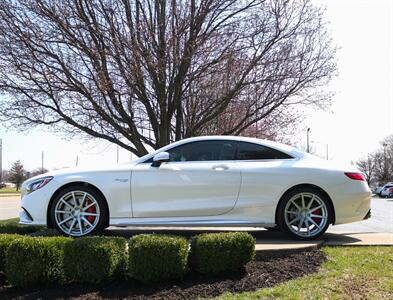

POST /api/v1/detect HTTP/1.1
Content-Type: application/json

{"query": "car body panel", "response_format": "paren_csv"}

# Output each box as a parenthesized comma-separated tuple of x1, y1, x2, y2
(131, 161, 241, 217)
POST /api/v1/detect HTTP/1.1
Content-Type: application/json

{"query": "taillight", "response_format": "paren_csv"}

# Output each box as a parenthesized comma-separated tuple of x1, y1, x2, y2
(344, 172, 366, 181)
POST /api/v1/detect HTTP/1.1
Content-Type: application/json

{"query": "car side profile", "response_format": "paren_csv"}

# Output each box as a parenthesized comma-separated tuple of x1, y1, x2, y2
(19, 136, 372, 240)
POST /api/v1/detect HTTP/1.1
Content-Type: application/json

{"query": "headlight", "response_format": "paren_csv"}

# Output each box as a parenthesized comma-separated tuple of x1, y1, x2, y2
(26, 176, 53, 194)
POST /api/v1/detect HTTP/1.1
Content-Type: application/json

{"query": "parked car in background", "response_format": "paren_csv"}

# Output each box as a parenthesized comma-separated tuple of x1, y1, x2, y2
(381, 186, 393, 198)
(19, 136, 371, 241)
(376, 183, 393, 197)
(0, 183, 6, 189)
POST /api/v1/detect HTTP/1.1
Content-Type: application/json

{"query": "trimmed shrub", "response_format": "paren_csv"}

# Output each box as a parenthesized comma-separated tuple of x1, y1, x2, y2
(64, 236, 128, 284)
(128, 234, 188, 283)
(5, 236, 72, 287)
(0, 234, 21, 282)
(190, 232, 255, 275)
(0, 219, 43, 235)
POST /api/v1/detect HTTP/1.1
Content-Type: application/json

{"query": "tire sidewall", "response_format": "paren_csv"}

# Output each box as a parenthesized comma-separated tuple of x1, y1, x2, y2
(277, 187, 332, 241)
(50, 185, 107, 237)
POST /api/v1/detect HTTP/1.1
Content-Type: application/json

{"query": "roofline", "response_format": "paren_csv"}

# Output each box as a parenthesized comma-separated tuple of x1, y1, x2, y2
(135, 135, 304, 163)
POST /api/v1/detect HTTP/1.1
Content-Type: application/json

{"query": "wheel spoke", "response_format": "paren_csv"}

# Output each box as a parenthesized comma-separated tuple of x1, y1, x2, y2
(61, 199, 73, 210)
(308, 217, 321, 229)
(72, 192, 78, 207)
(82, 216, 93, 228)
(310, 214, 327, 219)
(301, 194, 305, 209)
(68, 219, 76, 233)
(288, 216, 301, 225)
(80, 193, 87, 207)
(81, 212, 98, 217)
(83, 202, 96, 211)
(78, 218, 83, 235)
(286, 210, 298, 215)
(310, 205, 323, 212)
(297, 217, 304, 232)
(290, 199, 301, 211)
(307, 196, 315, 209)
(305, 219, 310, 236)
(58, 216, 73, 225)
(55, 210, 69, 214)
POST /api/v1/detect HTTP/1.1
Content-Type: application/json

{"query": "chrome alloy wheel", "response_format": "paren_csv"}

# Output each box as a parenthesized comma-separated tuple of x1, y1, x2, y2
(284, 192, 328, 238)
(54, 191, 100, 237)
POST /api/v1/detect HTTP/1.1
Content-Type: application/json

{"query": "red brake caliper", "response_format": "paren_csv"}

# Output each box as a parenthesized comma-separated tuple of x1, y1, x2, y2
(312, 209, 321, 224)
(86, 199, 96, 223)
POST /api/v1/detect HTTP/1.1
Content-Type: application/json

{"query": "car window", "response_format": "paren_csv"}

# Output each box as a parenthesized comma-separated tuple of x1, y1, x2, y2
(167, 141, 237, 162)
(236, 141, 293, 160)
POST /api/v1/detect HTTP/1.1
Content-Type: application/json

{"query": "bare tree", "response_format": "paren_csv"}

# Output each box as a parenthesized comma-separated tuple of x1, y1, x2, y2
(356, 135, 393, 185)
(356, 154, 375, 185)
(31, 168, 49, 177)
(0, 0, 336, 156)
(8, 160, 26, 191)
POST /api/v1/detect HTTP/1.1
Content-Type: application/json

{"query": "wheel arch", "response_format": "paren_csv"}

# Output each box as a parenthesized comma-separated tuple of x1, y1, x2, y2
(274, 183, 336, 225)
(46, 181, 110, 228)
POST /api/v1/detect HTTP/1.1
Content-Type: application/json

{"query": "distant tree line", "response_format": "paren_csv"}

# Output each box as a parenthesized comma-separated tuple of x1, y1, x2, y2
(356, 135, 393, 186)
(1, 161, 48, 191)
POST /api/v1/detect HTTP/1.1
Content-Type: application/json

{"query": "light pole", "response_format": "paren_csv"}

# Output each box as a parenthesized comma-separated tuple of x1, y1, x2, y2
(306, 128, 311, 153)
(41, 151, 44, 172)
(326, 144, 329, 160)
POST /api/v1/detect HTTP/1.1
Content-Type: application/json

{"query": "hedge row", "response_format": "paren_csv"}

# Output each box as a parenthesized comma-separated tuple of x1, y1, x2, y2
(0, 232, 255, 287)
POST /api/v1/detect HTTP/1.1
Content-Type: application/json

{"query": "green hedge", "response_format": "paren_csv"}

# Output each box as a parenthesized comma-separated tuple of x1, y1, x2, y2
(0, 234, 22, 282)
(64, 236, 128, 284)
(0, 218, 43, 235)
(190, 232, 255, 275)
(128, 234, 189, 283)
(5, 236, 71, 287)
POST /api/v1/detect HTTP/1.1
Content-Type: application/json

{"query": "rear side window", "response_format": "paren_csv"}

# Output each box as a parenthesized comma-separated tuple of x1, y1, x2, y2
(236, 142, 293, 160)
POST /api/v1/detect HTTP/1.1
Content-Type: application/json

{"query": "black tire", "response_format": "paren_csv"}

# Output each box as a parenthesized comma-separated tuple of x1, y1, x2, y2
(277, 187, 333, 241)
(50, 185, 108, 237)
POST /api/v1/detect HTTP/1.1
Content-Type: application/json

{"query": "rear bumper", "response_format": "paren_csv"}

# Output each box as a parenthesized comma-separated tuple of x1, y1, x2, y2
(328, 180, 372, 225)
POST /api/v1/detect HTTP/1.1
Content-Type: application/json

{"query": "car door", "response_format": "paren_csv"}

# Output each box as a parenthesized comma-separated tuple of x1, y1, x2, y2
(131, 140, 241, 218)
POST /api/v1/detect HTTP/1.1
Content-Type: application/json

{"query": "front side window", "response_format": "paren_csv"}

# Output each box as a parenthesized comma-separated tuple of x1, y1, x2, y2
(167, 140, 237, 162)
(236, 141, 292, 160)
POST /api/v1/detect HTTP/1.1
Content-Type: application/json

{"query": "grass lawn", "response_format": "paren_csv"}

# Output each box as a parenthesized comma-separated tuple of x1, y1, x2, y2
(0, 188, 20, 194)
(216, 246, 393, 300)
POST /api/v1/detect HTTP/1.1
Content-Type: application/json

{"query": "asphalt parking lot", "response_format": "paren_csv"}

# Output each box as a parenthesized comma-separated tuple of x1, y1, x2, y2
(1, 195, 392, 234)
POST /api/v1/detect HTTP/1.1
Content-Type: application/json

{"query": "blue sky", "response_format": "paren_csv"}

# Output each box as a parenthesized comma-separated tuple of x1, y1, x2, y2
(0, 0, 392, 171)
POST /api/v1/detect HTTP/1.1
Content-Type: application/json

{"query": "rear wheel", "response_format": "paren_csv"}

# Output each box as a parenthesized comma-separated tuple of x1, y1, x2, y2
(50, 186, 107, 237)
(277, 187, 332, 240)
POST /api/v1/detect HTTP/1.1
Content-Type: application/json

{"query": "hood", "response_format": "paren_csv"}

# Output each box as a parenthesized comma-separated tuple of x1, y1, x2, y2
(24, 161, 138, 183)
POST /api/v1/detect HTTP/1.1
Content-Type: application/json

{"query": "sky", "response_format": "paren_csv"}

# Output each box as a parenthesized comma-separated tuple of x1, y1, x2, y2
(0, 0, 392, 171)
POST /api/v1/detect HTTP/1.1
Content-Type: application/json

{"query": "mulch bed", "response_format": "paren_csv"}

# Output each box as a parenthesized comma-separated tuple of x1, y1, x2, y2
(0, 249, 326, 299)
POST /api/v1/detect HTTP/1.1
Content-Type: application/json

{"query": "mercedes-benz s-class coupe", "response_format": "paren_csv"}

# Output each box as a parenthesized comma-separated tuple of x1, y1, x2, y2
(19, 136, 371, 240)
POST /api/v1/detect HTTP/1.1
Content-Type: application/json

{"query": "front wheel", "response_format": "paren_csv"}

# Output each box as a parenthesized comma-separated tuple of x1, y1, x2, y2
(277, 187, 332, 240)
(50, 186, 107, 237)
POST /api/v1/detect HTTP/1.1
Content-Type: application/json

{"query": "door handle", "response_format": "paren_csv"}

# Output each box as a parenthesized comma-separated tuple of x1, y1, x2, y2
(212, 165, 229, 171)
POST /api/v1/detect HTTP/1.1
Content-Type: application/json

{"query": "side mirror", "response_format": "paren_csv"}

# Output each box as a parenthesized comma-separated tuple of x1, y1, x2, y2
(151, 152, 170, 167)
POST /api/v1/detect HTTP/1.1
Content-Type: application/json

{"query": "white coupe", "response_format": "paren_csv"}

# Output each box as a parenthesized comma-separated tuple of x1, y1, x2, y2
(19, 136, 371, 240)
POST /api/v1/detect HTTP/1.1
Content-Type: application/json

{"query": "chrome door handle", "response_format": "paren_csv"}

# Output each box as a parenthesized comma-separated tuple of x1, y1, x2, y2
(212, 165, 229, 171)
